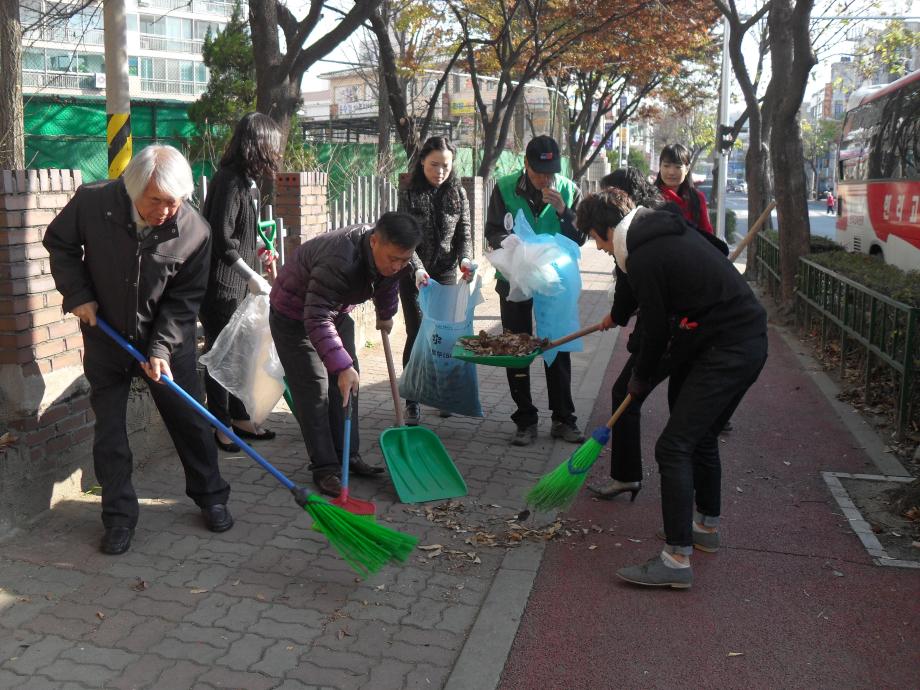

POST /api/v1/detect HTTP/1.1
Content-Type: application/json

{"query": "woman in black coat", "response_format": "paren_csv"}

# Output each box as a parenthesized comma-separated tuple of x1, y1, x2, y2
(397, 136, 474, 426)
(200, 112, 282, 451)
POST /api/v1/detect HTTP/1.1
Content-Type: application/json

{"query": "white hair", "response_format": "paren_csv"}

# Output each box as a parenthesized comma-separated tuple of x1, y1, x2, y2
(122, 145, 194, 202)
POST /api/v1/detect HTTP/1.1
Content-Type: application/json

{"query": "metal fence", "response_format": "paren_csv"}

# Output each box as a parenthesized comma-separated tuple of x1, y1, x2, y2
(756, 233, 917, 439)
(327, 176, 400, 230)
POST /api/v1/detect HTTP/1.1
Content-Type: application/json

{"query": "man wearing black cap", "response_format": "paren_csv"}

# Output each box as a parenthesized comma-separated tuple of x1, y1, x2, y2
(485, 135, 586, 446)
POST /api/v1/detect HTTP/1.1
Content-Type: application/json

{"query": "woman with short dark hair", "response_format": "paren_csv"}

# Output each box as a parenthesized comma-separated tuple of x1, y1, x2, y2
(397, 136, 474, 425)
(200, 112, 282, 451)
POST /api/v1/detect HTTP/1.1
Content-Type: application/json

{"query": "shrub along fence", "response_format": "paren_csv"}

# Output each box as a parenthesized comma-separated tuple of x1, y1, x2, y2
(755, 233, 918, 440)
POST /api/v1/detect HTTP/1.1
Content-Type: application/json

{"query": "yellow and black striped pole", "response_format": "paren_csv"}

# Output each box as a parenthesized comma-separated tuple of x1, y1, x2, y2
(104, 0, 132, 178)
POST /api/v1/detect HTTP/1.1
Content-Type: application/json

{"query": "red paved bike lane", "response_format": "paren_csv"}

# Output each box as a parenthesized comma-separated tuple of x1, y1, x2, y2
(500, 326, 920, 689)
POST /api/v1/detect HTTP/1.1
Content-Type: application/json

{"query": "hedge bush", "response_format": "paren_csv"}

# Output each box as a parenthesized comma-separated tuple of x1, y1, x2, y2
(762, 229, 920, 306)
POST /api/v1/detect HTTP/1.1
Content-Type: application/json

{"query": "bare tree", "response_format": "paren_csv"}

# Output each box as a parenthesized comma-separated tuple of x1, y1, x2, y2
(249, 0, 381, 149)
(449, 0, 652, 179)
(767, 0, 816, 308)
(0, 0, 24, 168)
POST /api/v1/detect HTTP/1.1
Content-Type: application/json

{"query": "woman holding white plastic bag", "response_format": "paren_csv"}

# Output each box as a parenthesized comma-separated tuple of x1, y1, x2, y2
(397, 137, 475, 426)
(199, 113, 282, 452)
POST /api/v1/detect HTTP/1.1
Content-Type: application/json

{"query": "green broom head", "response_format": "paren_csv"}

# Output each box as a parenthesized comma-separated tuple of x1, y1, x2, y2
(525, 426, 611, 512)
(293, 489, 418, 577)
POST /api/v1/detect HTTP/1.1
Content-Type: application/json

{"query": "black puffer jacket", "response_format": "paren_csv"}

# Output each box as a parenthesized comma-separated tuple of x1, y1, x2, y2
(43, 178, 211, 363)
(397, 180, 471, 276)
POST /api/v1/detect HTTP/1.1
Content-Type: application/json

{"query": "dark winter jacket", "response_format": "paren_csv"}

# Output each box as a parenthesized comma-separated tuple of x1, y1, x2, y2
(200, 165, 260, 318)
(397, 180, 472, 276)
(623, 208, 766, 380)
(270, 224, 415, 374)
(43, 178, 211, 364)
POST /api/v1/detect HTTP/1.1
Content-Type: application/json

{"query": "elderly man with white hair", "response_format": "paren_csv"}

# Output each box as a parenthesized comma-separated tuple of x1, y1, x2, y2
(44, 144, 233, 555)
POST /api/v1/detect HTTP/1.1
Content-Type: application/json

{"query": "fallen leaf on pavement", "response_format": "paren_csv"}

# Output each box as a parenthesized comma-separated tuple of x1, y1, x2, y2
(588, 545, 598, 550)
(727, 652, 744, 657)
(132, 579, 148, 592)
(627, 538, 642, 543)
(190, 588, 209, 594)
(95, 611, 105, 620)
(418, 544, 444, 551)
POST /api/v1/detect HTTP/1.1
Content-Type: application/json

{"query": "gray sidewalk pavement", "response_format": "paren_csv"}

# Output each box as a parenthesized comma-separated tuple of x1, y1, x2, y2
(0, 244, 618, 690)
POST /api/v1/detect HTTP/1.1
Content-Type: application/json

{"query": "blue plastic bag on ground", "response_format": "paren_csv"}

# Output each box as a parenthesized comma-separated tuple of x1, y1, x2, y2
(512, 210, 583, 366)
(398, 276, 484, 417)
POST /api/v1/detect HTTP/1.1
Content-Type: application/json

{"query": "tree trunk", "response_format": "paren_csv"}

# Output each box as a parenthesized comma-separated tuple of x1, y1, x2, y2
(0, 0, 24, 169)
(377, 62, 391, 174)
(768, 0, 816, 308)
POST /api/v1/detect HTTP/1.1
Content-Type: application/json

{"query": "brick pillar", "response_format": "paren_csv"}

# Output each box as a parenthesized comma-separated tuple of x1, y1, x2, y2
(461, 176, 485, 259)
(0, 169, 167, 533)
(0, 169, 97, 530)
(274, 171, 329, 259)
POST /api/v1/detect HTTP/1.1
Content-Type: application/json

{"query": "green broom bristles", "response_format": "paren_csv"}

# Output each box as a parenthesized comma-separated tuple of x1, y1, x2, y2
(304, 495, 418, 577)
(525, 427, 610, 511)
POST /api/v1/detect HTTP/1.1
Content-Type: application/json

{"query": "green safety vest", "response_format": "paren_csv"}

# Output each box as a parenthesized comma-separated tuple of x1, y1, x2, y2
(496, 171, 577, 237)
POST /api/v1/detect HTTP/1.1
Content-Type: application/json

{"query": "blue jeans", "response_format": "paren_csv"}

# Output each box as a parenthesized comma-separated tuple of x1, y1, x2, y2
(656, 335, 768, 552)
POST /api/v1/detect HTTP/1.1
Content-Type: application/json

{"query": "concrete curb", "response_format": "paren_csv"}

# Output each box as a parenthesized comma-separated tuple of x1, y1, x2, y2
(444, 327, 621, 690)
(772, 325, 911, 477)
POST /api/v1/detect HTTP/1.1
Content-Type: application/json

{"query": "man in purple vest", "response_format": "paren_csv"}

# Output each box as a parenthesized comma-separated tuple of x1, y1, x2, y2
(269, 213, 422, 497)
(484, 135, 586, 446)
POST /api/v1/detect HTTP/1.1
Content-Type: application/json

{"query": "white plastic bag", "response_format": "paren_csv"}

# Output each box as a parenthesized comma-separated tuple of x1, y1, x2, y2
(199, 294, 285, 424)
(485, 212, 565, 301)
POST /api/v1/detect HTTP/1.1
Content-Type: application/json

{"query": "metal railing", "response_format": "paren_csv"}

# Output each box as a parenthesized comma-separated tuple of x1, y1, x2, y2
(136, 0, 241, 17)
(139, 34, 204, 53)
(22, 70, 97, 90)
(757, 232, 917, 438)
(328, 176, 399, 230)
(139, 78, 207, 96)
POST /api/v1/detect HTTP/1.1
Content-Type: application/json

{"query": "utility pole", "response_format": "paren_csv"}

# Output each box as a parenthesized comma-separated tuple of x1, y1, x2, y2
(104, 0, 131, 178)
(715, 15, 731, 242)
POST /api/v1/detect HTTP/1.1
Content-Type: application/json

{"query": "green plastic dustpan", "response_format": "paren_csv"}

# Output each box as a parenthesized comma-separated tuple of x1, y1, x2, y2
(380, 331, 467, 504)
(452, 322, 604, 369)
(380, 426, 467, 503)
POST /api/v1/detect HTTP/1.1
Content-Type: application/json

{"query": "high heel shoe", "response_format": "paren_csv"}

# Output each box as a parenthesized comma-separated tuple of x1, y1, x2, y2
(214, 431, 240, 453)
(587, 480, 641, 501)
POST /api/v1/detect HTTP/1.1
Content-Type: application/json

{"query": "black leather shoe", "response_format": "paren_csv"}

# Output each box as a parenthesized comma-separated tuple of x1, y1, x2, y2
(349, 454, 385, 477)
(214, 432, 240, 453)
(100, 526, 134, 555)
(201, 504, 234, 533)
(315, 473, 343, 497)
(231, 425, 276, 441)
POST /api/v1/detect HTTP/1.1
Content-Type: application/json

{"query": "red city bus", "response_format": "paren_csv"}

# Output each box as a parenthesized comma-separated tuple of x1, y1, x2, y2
(836, 69, 920, 272)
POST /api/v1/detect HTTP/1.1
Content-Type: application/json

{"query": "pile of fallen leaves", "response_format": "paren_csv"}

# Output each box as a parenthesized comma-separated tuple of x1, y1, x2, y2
(458, 331, 548, 356)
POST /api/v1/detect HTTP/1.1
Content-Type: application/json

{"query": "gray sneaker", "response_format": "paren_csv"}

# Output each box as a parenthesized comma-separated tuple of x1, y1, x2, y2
(617, 555, 692, 589)
(511, 424, 538, 446)
(405, 402, 421, 426)
(656, 528, 720, 553)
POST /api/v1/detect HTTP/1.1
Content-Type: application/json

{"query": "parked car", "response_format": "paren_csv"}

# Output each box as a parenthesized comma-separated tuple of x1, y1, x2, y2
(736, 180, 747, 194)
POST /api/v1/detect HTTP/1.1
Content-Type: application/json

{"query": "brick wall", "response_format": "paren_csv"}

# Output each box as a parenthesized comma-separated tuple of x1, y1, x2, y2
(274, 171, 328, 257)
(0, 169, 162, 534)
(461, 176, 486, 259)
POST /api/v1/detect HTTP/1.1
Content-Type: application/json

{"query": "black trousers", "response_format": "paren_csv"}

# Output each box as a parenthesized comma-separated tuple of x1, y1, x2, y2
(200, 307, 250, 426)
(83, 338, 230, 529)
(656, 335, 767, 549)
(608, 351, 672, 483)
(398, 269, 457, 369)
(496, 279, 576, 428)
(269, 309, 359, 478)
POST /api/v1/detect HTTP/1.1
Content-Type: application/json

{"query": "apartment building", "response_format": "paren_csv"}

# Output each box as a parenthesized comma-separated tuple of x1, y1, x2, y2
(21, 0, 240, 102)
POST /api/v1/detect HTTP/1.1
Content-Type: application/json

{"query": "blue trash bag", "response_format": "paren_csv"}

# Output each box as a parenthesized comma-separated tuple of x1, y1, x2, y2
(513, 210, 583, 366)
(398, 276, 484, 417)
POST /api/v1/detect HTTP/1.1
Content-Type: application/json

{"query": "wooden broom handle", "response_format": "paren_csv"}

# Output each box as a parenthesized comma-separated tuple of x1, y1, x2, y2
(728, 200, 777, 262)
(380, 330, 404, 427)
(546, 321, 605, 350)
(604, 394, 633, 429)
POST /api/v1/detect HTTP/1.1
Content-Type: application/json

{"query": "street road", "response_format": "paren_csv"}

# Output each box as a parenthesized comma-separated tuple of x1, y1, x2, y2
(726, 192, 837, 239)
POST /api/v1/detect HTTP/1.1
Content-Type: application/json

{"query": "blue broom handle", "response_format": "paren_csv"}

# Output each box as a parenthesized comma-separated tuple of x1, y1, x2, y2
(341, 397, 352, 491)
(95, 317, 296, 491)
